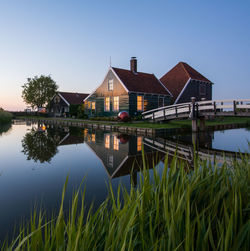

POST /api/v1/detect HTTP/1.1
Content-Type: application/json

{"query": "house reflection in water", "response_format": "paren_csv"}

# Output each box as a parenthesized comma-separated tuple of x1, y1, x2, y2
(84, 130, 164, 186)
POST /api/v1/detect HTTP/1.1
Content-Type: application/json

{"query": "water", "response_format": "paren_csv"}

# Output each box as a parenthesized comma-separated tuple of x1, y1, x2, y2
(0, 120, 249, 241)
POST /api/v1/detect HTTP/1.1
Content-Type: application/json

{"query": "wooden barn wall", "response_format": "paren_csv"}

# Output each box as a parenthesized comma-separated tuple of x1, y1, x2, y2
(85, 69, 129, 117)
(177, 80, 212, 104)
(129, 93, 172, 116)
(49, 95, 69, 114)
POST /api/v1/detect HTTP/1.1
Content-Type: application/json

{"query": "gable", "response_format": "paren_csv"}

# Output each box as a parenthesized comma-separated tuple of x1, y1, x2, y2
(59, 92, 88, 105)
(85, 68, 128, 100)
(160, 62, 212, 102)
(50, 94, 69, 107)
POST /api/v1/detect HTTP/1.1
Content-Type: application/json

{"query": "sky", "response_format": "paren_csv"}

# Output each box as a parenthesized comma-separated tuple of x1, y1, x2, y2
(0, 0, 249, 111)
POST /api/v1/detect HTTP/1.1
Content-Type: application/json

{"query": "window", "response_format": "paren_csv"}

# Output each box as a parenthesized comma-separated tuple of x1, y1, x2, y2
(113, 96, 119, 111)
(137, 136, 142, 151)
(87, 101, 91, 109)
(137, 95, 143, 111)
(104, 97, 110, 111)
(107, 155, 113, 167)
(91, 133, 95, 142)
(105, 134, 110, 149)
(108, 79, 113, 91)
(199, 83, 206, 95)
(91, 102, 96, 110)
(158, 97, 164, 107)
(84, 128, 88, 137)
(113, 135, 119, 150)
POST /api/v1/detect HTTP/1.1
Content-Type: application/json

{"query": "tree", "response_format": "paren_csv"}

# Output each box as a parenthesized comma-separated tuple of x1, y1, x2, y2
(22, 75, 58, 109)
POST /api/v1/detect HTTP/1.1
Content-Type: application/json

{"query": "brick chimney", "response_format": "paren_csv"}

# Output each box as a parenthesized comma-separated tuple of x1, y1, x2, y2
(130, 57, 137, 73)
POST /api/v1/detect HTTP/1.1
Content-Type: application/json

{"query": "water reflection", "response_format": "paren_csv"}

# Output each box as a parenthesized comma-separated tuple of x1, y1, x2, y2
(20, 121, 248, 173)
(0, 122, 12, 136)
(21, 124, 60, 163)
(83, 129, 164, 186)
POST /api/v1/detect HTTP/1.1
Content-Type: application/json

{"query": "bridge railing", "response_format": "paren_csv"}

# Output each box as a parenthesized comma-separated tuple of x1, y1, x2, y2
(142, 99, 250, 121)
(142, 101, 192, 120)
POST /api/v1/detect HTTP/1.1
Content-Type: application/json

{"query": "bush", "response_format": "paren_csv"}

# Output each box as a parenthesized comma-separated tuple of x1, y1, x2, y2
(0, 109, 13, 123)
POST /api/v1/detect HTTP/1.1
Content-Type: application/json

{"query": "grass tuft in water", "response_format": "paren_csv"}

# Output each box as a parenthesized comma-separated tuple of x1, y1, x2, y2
(2, 152, 250, 250)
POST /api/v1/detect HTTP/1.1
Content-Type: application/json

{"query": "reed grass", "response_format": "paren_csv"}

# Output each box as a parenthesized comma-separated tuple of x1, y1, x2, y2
(0, 109, 13, 124)
(2, 152, 250, 251)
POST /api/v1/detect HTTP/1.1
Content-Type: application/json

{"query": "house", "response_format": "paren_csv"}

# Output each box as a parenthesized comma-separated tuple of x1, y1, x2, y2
(84, 57, 172, 117)
(49, 91, 89, 117)
(160, 62, 213, 104)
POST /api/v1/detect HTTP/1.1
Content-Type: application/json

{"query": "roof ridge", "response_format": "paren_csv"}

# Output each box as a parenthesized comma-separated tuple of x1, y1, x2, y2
(112, 66, 154, 76)
(179, 62, 191, 79)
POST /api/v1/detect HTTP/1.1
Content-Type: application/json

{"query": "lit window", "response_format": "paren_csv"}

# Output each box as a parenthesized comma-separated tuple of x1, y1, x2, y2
(87, 101, 91, 109)
(113, 135, 119, 150)
(137, 96, 143, 111)
(84, 128, 88, 137)
(108, 79, 113, 91)
(91, 133, 95, 142)
(199, 83, 206, 95)
(113, 96, 119, 111)
(105, 134, 110, 149)
(137, 136, 142, 151)
(104, 97, 110, 111)
(91, 102, 96, 110)
(87, 134, 91, 142)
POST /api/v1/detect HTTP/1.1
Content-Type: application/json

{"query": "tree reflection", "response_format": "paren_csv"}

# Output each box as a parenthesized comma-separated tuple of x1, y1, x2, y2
(0, 122, 12, 136)
(22, 126, 58, 163)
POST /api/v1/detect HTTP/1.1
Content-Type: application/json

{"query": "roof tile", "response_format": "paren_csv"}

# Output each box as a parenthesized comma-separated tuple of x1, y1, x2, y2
(112, 67, 171, 95)
(59, 92, 89, 105)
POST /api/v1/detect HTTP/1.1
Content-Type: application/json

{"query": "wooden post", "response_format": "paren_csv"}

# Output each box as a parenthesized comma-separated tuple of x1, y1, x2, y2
(214, 102, 216, 114)
(175, 106, 178, 117)
(163, 109, 166, 120)
(233, 100, 237, 115)
(192, 120, 198, 132)
(199, 117, 206, 132)
(191, 97, 198, 132)
(152, 112, 155, 122)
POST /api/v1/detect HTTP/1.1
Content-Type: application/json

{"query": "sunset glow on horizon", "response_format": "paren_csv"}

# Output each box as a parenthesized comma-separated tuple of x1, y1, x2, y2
(1, 0, 250, 111)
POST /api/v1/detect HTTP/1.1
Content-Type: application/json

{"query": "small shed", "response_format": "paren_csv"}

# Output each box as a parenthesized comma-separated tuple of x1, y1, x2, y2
(49, 92, 89, 117)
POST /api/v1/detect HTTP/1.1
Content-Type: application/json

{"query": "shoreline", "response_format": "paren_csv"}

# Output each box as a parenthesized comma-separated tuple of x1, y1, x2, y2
(14, 116, 250, 137)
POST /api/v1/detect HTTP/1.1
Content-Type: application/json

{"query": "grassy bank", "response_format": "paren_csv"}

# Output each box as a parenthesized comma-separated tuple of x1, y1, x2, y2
(2, 153, 249, 250)
(0, 110, 13, 124)
(15, 115, 250, 129)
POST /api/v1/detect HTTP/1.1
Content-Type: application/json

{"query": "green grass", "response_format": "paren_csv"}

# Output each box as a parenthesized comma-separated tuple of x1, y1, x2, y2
(16, 115, 250, 130)
(2, 151, 249, 250)
(0, 110, 13, 124)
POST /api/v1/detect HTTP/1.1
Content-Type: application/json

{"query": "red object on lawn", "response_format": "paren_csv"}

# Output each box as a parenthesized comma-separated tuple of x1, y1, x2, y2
(118, 111, 130, 122)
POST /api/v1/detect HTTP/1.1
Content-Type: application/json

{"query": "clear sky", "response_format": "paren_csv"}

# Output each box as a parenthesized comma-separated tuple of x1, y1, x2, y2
(0, 0, 249, 110)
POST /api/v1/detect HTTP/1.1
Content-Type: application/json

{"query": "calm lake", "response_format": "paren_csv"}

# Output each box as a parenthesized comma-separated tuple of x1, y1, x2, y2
(0, 120, 249, 241)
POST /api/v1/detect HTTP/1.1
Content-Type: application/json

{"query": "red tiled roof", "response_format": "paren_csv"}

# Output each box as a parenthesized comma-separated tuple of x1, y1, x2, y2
(112, 67, 171, 96)
(160, 62, 212, 102)
(58, 92, 89, 105)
